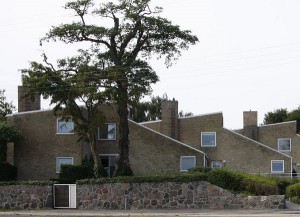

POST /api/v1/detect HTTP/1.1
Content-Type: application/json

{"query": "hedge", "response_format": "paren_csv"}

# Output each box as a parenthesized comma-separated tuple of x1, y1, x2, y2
(0, 180, 56, 186)
(76, 173, 209, 185)
(286, 183, 300, 203)
(59, 164, 90, 182)
(188, 167, 281, 195)
(0, 163, 17, 181)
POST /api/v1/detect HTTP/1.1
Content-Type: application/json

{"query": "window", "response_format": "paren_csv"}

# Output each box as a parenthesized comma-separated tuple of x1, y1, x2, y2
(211, 160, 222, 168)
(57, 118, 74, 134)
(201, 132, 216, 147)
(56, 157, 74, 173)
(180, 156, 196, 171)
(278, 138, 291, 152)
(98, 123, 116, 140)
(100, 154, 118, 177)
(271, 160, 284, 173)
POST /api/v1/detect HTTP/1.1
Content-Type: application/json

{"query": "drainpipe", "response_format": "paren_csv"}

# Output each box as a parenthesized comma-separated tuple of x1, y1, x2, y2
(291, 158, 293, 179)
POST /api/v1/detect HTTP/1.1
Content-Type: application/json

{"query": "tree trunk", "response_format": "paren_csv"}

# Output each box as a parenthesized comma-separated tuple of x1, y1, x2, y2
(88, 132, 106, 178)
(116, 84, 133, 176)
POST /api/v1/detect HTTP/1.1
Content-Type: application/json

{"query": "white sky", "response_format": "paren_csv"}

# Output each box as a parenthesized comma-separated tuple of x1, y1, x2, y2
(1, 0, 300, 129)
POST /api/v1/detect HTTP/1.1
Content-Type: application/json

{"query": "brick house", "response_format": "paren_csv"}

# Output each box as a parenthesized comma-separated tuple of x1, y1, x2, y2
(5, 86, 295, 180)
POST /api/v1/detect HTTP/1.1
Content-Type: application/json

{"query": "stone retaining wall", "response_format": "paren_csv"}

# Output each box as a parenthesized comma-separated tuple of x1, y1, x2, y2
(0, 182, 285, 210)
(0, 185, 53, 209)
(77, 181, 285, 210)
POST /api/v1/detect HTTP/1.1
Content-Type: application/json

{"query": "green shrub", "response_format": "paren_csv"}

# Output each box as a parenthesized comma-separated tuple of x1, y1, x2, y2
(82, 155, 95, 178)
(204, 168, 279, 195)
(242, 177, 278, 195)
(0, 180, 56, 186)
(207, 168, 244, 192)
(76, 173, 209, 185)
(59, 165, 89, 182)
(115, 164, 133, 177)
(286, 183, 300, 203)
(273, 177, 297, 195)
(188, 166, 212, 173)
(0, 163, 17, 181)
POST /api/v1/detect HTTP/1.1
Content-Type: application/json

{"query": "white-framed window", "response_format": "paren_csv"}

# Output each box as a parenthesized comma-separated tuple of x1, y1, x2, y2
(180, 156, 196, 171)
(56, 157, 74, 173)
(98, 123, 116, 140)
(278, 138, 291, 152)
(201, 132, 216, 147)
(99, 154, 118, 177)
(57, 118, 74, 134)
(211, 160, 222, 169)
(271, 160, 284, 173)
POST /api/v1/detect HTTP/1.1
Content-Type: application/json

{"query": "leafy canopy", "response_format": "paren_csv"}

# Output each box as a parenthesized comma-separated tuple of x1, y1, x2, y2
(22, 0, 199, 176)
(131, 94, 193, 122)
(263, 107, 300, 132)
(0, 90, 15, 121)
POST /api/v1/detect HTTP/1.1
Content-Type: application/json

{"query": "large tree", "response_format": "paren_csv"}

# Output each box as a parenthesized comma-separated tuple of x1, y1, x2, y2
(0, 90, 15, 121)
(263, 108, 288, 125)
(22, 0, 199, 176)
(263, 107, 300, 132)
(0, 90, 20, 162)
(131, 94, 193, 122)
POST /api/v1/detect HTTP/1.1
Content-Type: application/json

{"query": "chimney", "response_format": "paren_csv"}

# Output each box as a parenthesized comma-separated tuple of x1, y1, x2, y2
(243, 111, 258, 140)
(161, 99, 178, 140)
(18, 86, 41, 112)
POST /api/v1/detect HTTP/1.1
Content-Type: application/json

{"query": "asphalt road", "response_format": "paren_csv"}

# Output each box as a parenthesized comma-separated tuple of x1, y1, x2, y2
(0, 201, 300, 217)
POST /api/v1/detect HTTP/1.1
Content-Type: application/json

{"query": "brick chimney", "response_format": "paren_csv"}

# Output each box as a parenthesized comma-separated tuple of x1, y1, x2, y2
(18, 86, 41, 112)
(161, 99, 178, 140)
(243, 111, 258, 140)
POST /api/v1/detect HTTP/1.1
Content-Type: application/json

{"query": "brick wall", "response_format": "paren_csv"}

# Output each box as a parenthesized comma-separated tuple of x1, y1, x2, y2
(258, 122, 300, 172)
(8, 111, 82, 180)
(129, 120, 205, 175)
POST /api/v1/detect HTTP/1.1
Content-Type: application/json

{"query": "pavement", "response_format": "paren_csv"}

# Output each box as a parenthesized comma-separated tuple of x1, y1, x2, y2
(0, 201, 300, 217)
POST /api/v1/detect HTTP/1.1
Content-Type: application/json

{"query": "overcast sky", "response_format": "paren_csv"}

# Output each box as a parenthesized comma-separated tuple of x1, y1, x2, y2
(1, 0, 300, 129)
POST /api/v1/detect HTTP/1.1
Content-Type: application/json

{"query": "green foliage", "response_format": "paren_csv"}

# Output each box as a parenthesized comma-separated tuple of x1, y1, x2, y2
(0, 180, 56, 186)
(273, 177, 297, 195)
(59, 164, 89, 182)
(115, 164, 134, 177)
(0, 89, 15, 121)
(59, 160, 108, 183)
(22, 0, 199, 174)
(264, 108, 288, 124)
(0, 121, 22, 142)
(241, 176, 278, 196)
(131, 94, 193, 122)
(0, 163, 17, 181)
(263, 107, 300, 132)
(286, 183, 300, 203)
(188, 166, 212, 174)
(207, 169, 244, 192)
(93, 164, 108, 178)
(190, 168, 281, 195)
(0, 122, 22, 162)
(76, 173, 209, 185)
(82, 155, 95, 178)
(131, 95, 167, 122)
